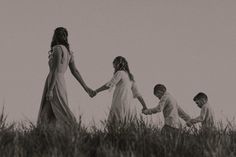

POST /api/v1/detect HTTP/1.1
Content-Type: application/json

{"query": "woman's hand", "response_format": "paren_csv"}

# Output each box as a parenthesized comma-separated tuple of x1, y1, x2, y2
(87, 88, 97, 98)
(46, 90, 53, 101)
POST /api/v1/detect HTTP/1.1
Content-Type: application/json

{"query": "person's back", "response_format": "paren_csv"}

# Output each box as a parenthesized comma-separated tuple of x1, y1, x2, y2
(200, 102, 215, 129)
(161, 92, 182, 128)
(49, 45, 72, 74)
(187, 92, 216, 130)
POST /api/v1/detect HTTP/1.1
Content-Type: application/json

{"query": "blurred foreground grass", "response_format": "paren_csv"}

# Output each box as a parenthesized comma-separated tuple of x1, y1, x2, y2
(0, 108, 236, 157)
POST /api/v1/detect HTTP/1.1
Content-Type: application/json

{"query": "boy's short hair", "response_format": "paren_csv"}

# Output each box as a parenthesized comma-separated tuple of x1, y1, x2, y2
(193, 92, 208, 101)
(154, 84, 166, 94)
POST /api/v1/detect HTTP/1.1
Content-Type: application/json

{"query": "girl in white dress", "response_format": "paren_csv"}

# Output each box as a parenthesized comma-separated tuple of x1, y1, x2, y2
(94, 56, 148, 122)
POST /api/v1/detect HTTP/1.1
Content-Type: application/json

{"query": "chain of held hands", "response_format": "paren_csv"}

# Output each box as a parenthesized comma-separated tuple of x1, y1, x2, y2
(46, 87, 194, 127)
(141, 108, 195, 127)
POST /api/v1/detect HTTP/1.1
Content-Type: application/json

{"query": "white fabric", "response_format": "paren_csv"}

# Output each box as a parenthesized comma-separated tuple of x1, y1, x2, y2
(106, 71, 141, 122)
(149, 92, 191, 129)
(37, 45, 76, 128)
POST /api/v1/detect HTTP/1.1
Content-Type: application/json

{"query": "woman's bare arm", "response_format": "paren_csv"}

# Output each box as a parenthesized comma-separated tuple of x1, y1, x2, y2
(69, 58, 90, 93)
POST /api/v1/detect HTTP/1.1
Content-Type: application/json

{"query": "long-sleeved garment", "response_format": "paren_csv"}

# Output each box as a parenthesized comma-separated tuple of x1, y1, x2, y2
(192, 102, 215, 129)
(106, 71, 141, 122)
(148, 92, 191, 129)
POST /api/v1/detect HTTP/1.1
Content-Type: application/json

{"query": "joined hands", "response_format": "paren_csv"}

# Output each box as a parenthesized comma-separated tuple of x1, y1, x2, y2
(142, 108, 152, 115)
(87, 88, 97, 98)
(186, 119, 194, 127)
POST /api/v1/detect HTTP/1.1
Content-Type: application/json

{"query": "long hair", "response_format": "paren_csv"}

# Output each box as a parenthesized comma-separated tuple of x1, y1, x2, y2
(50, 27, 70, 53)
(113, 56, 134, 81)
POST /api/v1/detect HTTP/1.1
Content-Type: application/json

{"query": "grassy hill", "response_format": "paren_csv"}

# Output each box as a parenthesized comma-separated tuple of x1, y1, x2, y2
(0, 109, 235, 157)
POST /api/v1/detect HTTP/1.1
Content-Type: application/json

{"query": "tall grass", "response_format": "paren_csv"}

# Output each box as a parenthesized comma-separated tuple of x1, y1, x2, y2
(0, 109, 235, 157)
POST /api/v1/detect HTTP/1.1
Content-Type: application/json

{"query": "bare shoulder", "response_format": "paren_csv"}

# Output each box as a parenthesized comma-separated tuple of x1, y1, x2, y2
(52, 45, 63, 55)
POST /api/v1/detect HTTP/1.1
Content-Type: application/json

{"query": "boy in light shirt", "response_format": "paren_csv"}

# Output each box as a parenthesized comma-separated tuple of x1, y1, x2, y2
(142, 84, 191, 135)
(187, 92, 216, 130)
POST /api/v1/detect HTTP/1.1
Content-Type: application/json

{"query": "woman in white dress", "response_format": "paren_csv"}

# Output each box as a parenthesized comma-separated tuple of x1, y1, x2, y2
(37, 27, 95, 129)
(94, 56, 148, 123)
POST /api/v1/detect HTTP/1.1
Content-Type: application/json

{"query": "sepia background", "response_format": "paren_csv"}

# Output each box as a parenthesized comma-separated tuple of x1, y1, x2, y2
(0, 0, 235, 126)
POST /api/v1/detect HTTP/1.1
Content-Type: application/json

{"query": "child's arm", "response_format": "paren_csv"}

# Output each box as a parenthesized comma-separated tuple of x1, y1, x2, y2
(95, 84, 110, 94)
(144, 95, 167, 114)
(190, 107, 207, 124)
(95, 71, 122, 95)
(137, 96, 148, 110)
(131, 82, 147, 110)
(177, 105, 191, 122)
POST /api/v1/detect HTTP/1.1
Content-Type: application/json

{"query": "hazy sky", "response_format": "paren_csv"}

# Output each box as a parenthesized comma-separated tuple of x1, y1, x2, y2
(0, 0, 236, 126)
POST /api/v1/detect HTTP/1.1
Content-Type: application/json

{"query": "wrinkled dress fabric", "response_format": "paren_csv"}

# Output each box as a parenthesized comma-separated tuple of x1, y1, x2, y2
(37, 45, 76, 129)
(106, 71, 141, 123)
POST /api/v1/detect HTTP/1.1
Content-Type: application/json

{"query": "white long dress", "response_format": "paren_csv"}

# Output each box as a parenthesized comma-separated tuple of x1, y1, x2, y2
(37, 45, 76, 128)
(106, 70, 141, 122)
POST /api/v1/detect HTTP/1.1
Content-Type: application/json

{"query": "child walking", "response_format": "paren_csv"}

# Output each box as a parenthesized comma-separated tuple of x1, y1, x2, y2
(143, 84, 191, 135)
(187, 92, 216, 130)
(94, 56, 148, 123)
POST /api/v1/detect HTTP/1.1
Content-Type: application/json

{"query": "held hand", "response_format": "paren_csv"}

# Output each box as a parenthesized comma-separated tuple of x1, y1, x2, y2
(142, 109, 151, 115)
(87, 88, 97, 98)
(90, 90, 97, 98)
(186, 120, 193, 127)
(46, 90, 53, 101)
(142, 107, 147, 113)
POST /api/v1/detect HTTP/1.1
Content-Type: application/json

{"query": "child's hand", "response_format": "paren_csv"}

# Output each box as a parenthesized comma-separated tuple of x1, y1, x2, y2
(87, 88, 96, 98)
(142, 107, 147, 112)
(142, 109, 151, 115)
(186, 121, 193, 127)
(90, 90, 97, 98)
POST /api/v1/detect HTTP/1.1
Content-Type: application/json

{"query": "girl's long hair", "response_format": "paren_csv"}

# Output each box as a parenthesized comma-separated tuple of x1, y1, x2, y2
(49, 27, 70, 53)
(113, 56, 134, 81)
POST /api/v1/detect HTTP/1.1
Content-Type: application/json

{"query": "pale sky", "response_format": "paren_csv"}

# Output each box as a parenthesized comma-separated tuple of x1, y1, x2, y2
(0, 0, 236, 126)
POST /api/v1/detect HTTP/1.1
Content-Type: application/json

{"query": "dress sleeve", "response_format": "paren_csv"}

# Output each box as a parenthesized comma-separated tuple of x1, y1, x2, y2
(131, 82, 142, 98)
(106, 71, 122, 88)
